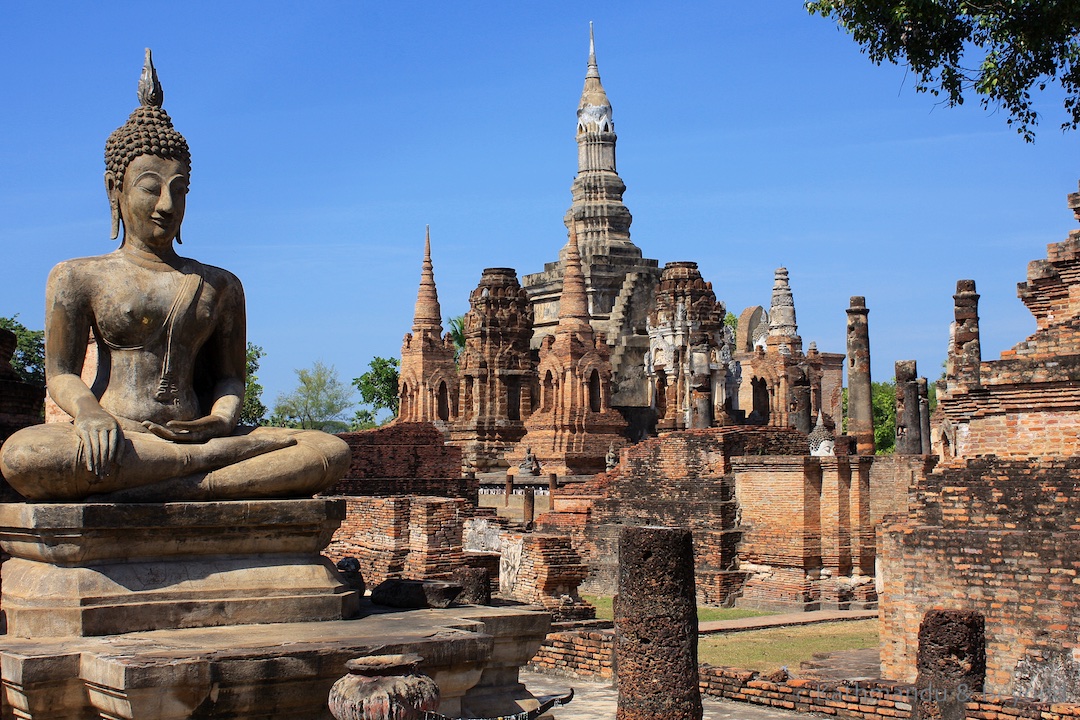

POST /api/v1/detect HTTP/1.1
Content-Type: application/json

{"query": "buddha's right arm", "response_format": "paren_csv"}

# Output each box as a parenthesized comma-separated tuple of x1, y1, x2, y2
(48, 373, 124, 478)
(44, 264, 123, 477)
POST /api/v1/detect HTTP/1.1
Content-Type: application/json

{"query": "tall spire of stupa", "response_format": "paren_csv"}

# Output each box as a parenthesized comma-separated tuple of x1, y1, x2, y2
(412, 225, 443, 334)
(768, 267, 799, 339)
(563, 22, 636, 265)
(558, 224, 594, 337)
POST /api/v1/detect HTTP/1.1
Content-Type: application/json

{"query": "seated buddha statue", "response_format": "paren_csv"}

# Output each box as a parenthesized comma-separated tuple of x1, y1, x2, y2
(0, 50, 349, 502)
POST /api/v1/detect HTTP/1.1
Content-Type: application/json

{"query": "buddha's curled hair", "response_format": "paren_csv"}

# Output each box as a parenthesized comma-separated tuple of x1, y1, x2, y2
(104, 49, 190, 185)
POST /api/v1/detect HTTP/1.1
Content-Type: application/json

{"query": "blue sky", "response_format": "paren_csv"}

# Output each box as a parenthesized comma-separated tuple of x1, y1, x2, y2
(1, 2, 1076, 417)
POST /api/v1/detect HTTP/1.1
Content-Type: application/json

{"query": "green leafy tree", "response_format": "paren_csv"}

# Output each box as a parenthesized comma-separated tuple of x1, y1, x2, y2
(723, 311, 738, 332)
(273, 361, 354, 432)
(240, 343, 268, 426)
(806, 0, 1080, 140)
(0, 315, 45, 386)
(448, 315, 466, 361)
(872, 380, 897, 454)
(352, 356, 400, 418)
(350, 408, 379, 431)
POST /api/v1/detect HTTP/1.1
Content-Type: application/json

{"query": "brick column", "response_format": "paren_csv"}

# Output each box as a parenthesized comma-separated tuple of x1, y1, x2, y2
(615, 526, 702, 720)
(947, 280, 981, 390)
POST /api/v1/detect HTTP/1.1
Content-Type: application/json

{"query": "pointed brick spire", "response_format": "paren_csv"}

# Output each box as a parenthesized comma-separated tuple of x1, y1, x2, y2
(558, 224, 594, 336)
(412, 225, 443, 334)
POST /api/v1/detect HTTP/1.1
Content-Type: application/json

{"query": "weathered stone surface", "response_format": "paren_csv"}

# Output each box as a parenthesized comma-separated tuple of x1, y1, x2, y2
(449, 268, 534, 471)
(451, 567, 492, 606)
(0, 499, 360, 638)
(646, 262, 736, 432)
(914, 610, 985, 720)
(328, 654, 440, 720)
(0, 603, 552, 720)
(845, 296, 874, 454)
(615, 526, 702, 720)
(370, 579, 463, 609)
(337, 556, 367, 594)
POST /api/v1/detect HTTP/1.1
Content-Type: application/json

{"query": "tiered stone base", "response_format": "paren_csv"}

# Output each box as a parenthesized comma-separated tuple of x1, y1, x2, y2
(0, 499, 361, 638)
(0, 603, 553, 719)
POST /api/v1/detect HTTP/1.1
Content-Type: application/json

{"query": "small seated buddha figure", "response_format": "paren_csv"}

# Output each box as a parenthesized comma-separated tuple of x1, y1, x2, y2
(0, 50, 349, 502)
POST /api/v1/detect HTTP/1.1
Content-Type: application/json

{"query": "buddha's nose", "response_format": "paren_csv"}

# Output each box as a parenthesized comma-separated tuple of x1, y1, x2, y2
(156, 186, 175, 215)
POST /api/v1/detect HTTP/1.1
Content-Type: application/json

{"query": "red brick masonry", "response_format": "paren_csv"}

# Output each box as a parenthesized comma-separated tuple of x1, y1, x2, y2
(527, 628, 1080, 719)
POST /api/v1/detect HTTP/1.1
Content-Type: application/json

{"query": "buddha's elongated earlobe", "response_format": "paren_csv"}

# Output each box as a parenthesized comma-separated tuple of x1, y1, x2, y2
(105, 170, 121, 240)
(110, 199, 120, 240)
(176, 222, 183, 244)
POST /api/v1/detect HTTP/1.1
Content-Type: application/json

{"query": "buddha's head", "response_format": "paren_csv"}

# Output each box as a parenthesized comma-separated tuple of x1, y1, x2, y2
(104, 49, 191, 243)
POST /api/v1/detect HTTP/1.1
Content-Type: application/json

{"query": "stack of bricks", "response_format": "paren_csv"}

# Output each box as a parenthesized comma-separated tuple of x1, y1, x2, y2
(500, 532, 595, 621)
(328, 422, 474, 502)
(325, 495, 464, 586)
(527, 627, 1080, 719)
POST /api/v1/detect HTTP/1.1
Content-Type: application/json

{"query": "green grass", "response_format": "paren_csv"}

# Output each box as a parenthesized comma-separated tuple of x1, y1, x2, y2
(581, 596, 776, 623)
(697, 619, 879, 672)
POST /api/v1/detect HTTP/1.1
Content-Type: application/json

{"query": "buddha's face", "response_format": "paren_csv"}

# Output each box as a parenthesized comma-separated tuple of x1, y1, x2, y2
(111, 154, 189, 249)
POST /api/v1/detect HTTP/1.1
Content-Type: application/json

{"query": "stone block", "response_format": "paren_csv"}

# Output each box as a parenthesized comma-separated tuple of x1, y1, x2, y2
(0, 499, 360, 638)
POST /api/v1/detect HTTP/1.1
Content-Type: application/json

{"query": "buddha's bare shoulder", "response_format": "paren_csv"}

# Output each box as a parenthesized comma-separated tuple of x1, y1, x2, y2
(46, 253, 123, 296)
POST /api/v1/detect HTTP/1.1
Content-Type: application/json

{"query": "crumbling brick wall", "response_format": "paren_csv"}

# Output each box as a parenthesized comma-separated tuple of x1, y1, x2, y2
(880, 457, 1080, 697)
(325, 495, 464, 585)
(539, 426, 810, 606)
(330, 422, 474, 501)
(499, 532, 594, 621)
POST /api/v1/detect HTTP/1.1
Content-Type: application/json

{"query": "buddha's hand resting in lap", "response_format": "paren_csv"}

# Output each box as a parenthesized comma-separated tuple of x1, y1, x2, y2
(75, 409, 125, 480)
(143, 415, 233, 444)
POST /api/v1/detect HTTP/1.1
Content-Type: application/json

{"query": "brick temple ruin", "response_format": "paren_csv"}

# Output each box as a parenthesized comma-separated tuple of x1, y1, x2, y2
(879, 183, 1080, 700)
(398, 28, 845, 474)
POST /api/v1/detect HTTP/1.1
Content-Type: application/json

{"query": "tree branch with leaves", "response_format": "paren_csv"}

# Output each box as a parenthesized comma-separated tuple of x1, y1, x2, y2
(806, 0, 1080, 141)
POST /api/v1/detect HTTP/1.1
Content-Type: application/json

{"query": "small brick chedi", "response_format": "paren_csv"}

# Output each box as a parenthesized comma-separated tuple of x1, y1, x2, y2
(733, 268, 844, 435)
(880, 181, 1080, 700)
(398, 227, 458, 434)
(510, 227, 626, 475)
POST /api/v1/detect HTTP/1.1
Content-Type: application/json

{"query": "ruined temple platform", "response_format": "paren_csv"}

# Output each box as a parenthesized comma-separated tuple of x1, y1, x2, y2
(0, 601, 552, 720)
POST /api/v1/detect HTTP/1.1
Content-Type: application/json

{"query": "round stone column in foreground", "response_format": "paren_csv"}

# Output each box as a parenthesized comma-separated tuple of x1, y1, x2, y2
(615, 525, 702, 720)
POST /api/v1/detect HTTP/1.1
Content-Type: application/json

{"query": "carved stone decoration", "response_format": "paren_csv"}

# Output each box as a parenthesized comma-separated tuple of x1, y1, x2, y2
(328, 654, 440, 720)
(449, 268, 534, 471)
(734, 268, 844, 433)
(645, 261, 732, 432)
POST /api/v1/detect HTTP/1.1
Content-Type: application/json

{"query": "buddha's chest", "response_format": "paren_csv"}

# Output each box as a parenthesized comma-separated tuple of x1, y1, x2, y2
(92, 270, 217, 352)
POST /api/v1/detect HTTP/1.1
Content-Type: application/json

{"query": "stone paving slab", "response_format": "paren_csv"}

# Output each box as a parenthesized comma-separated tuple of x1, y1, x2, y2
(698, 609, 877, 634)
(522, 671, 826, 719)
